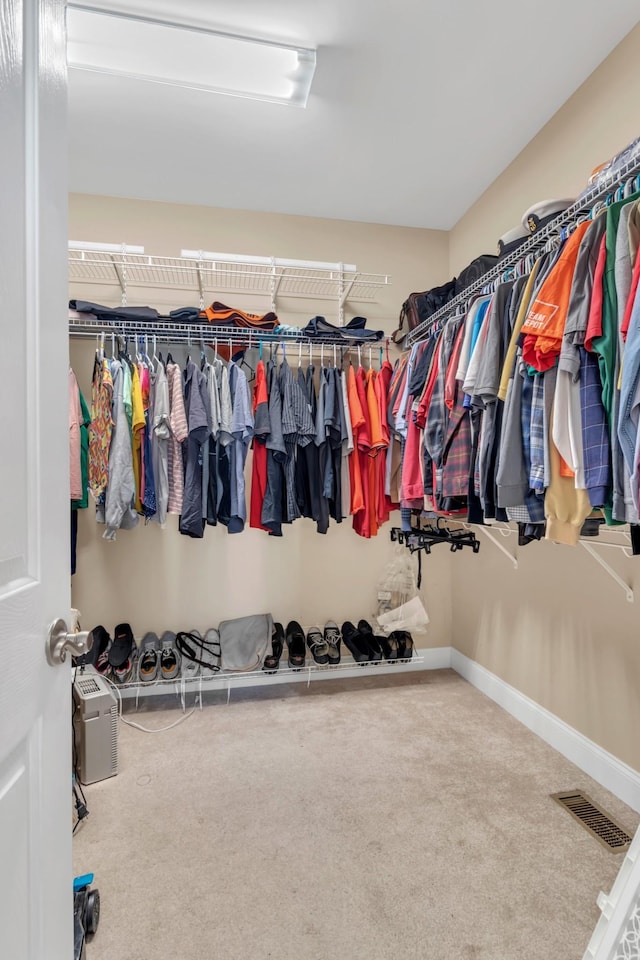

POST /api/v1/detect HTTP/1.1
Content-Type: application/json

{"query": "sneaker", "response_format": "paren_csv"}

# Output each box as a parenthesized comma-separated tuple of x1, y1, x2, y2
(285, 621, 306, 669)
(306, 627, 329, 665)
(324, 622, 341, 665)
(109, 623, 134, 669)
(137, 632, 160, 682)
(89, 625, 112, 675)
(201, 629, 222, 678)
(175, 630, 202, 680)
(112, 652, 136, 685)
(160, 631, 181, 680)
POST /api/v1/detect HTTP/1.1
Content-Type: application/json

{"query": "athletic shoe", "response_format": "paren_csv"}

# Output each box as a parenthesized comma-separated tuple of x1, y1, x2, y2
(137, 632, 160, 682)
(175, 630, 202, 680)
(306, 627, 329, 665)
(201, 629, 222, 677)
(90, 626, 112, 676)
(112, 653, 136, 684)
(324, 622, 342, 665)
(160, 631, 181, 680)
(109, 623, 134, 669)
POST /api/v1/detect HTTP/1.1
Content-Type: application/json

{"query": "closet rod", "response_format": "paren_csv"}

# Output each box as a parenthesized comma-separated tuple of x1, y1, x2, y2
(407, 148, 640, 344)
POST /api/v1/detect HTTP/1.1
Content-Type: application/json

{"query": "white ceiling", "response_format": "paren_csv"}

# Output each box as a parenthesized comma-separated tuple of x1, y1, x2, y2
(67, 0, 640, 230)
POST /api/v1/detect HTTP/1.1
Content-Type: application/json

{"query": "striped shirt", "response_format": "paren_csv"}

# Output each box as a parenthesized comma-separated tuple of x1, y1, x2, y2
(166, 362, 188, 514)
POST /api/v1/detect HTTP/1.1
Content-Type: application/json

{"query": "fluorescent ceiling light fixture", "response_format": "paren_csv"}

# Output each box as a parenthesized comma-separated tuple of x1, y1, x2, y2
(69, 241, 145, 254)
(66, 4, 316, 107)
(181, 251, 357, 272)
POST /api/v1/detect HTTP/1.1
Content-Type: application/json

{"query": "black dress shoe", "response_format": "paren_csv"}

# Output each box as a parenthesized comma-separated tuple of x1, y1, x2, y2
(379, 634, 399, 661)
(393, 630, 415, 661)
(263, 622, 285, 673)
(357, 619, 382, 662)
(285, 621, 306, 669)
(341, 621, 371, 663)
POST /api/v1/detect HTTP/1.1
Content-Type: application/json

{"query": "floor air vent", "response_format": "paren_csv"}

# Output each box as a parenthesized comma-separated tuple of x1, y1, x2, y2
(551, 791, 632, 852)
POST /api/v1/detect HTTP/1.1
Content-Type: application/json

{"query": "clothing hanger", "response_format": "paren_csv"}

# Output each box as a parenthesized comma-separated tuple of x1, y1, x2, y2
(333, 343, 337, 369)
(357, 345, 362, 368)
(298, 341, 302, 368)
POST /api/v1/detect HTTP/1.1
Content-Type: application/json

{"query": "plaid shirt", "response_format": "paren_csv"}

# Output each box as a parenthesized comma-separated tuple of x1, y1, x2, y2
(520, 364, 545, 521)
(580, 346, 610, 506)
(529, 370, 545, 493)
(442, 386, 471, 498)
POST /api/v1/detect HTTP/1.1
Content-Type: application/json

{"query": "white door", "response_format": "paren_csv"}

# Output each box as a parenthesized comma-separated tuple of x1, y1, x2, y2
(0, 0, 71, 958)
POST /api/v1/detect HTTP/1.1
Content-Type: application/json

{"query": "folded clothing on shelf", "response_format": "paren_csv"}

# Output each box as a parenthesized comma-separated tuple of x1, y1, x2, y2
(68, 300, 159, 323)
(302, 315, 384, 341)
(202, 301, 278, 330)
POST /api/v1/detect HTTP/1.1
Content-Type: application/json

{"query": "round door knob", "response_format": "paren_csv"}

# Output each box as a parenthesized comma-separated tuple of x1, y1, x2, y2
(46, 619, 94, 665)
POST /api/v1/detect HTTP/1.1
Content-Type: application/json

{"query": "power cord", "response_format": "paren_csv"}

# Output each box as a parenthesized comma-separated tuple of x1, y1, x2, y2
(103, 674, 197, 734)
(72, 698, 90, 833)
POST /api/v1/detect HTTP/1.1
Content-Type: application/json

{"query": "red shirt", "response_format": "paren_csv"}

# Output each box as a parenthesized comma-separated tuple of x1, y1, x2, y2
(249, 360, 270, 531)
(585, 235, 607, 352)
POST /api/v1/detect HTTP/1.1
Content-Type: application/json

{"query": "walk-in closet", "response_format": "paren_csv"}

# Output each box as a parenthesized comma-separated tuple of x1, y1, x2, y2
(3, 4, 640, 960)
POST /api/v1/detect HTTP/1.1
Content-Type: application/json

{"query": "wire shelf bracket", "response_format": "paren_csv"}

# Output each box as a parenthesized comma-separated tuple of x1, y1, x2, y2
(580, 542, 634, 603)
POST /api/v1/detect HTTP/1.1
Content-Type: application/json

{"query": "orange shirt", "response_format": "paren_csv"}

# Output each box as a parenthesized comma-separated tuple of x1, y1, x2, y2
(521, 221, 591, 371)
(346, 365, 365, 517)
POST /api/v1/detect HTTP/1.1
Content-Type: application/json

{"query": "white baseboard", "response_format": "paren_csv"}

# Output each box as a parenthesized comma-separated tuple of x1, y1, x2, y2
(450, 649, 640, 814)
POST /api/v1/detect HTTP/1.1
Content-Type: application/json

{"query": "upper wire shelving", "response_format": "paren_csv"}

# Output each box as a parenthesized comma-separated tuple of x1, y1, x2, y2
(68, 245, 391, 324)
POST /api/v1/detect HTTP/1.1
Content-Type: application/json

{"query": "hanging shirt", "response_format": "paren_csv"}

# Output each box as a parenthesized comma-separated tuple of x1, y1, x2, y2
(228, 362, 254, 533)
(280, 360, 315, 523)
(166, 362, 188, 515)
(69, 368, 83, 501)
(131, 363, 146, 513)
(353, 366, 375, 538)
(150, 361, 170, 525)
(346, 364, 366, 520)
(88, 356, 113, 502)
(98, 359, 139, 540)
(261, 359, 287, 536)
(179, 360, 211, 538)
(250, 359, 270, 531)
(71, 385, 91, 510)
(521, 222, 591, 372)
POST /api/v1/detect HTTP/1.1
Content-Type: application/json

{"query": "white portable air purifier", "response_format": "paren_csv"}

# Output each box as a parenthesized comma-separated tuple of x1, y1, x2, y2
(72, 666, 118, 784)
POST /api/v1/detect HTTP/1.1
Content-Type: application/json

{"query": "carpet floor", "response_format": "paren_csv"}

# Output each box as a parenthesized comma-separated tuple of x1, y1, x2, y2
(73, 669, 639, 960)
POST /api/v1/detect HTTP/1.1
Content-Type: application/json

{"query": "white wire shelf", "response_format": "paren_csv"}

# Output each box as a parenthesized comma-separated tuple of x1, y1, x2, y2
(112, 647, 428, 704)
(68, 247, 391, 321)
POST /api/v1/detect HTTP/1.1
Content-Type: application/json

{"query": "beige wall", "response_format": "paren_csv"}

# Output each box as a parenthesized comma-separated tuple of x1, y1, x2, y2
(447, 24, 640, 772)
(449, 23, 640, 275)
(69, 195, 451, 647)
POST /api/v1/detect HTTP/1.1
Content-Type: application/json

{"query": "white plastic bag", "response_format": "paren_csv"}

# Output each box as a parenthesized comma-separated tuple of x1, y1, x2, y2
(375, 548, 429, 635)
